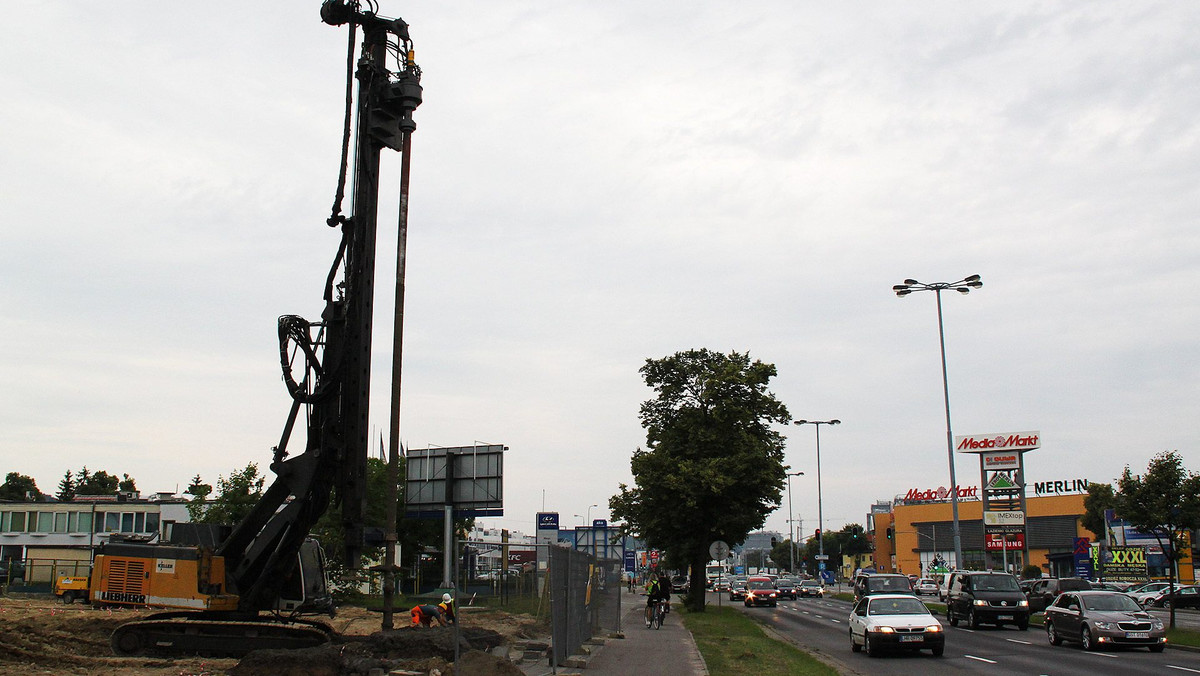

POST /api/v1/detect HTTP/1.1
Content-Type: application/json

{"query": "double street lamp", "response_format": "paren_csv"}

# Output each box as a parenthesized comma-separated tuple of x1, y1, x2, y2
(786, 471, 805, 573)
(893, 274, 982, 570)
(793, 419, 840, 562)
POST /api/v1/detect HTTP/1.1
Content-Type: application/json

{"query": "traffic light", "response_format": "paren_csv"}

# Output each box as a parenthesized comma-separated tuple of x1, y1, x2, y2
(814, 528, 821, 538)
(886, 527, 894, 540)
(770, 537, 777, 548)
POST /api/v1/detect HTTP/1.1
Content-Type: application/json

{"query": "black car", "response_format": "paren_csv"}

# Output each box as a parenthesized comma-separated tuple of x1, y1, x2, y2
(1026, 577, 1092, 613)
(1152, 584, 1200, 609)
(945, 571, 1030, 630)
(775, 579, 797, 600)
(853, 573, 914, 601)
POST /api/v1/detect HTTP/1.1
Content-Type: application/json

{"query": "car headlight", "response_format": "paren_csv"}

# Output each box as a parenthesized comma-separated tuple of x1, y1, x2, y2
(1093, 621, 1118, 631)
(926, 624, 943, 633)
(1017, 599, 1029, 607)
(1152, 620, 1165, 630)
(974, 599, 989, 606)
(876, 626, 895, 634)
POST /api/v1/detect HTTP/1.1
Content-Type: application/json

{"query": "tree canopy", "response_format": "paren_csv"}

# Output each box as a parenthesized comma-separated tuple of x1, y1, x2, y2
(0, 472, 41, 501)
(189, 463, 265, 525)
(610, 348, 790, 611)
(1114, 450, 1200, 627)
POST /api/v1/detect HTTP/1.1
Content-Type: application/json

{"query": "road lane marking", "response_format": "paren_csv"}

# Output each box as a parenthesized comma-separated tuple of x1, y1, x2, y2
(1005, 638, 1031, 645)
(1086, 652, 1117, 659)
(964, 655, 997, 664)
(1166, 666, 1200, 674)
(830, 619, 841, 623)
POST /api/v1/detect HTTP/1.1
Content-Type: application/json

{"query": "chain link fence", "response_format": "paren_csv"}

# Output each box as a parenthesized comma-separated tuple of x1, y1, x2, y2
(547, 546, 622, 666)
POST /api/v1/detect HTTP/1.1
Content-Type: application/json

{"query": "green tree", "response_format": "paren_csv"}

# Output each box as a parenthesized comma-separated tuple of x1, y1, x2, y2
(610, 349, 790, 611)
(119, 474, 137, 493)
(56, 470, 76, 502)
(74, 468, 120, 495)
(1114, 451, 1200, 628)
(0, 472, 41, 501)
(769, 538, 795, 571)
(1081, 482, 1115, 541)
(183, 474, 213, 522)
(839, 524, 872, 557)
(194, 463, 265, 525)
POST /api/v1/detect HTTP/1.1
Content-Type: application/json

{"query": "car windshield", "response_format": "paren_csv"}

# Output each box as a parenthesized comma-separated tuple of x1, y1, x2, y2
(869, 598, 929, 616)
(874, 577, 912, 592)
(973, 575, 1020, 591)
(801, 581, 819, 587)
(1082, 594, 1142, 612)
(748, 579, 774, 590)
(777, 580, 794, 588)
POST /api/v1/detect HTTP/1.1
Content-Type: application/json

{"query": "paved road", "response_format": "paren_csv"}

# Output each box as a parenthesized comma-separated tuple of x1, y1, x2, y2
(710, 591, 1200, 676)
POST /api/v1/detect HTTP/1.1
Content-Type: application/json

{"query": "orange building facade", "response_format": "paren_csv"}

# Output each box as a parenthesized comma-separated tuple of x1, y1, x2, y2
(871, 494, 1099, 578)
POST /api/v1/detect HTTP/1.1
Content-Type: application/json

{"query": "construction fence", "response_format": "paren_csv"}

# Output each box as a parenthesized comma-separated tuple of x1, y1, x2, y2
(547, 545, 622, 667)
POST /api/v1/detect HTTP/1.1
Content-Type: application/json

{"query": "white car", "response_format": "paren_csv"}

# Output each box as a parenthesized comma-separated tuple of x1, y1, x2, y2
(913, 578, 939, 596)
(849, 594, 945, 657)
(1126, 582, 1174, 607)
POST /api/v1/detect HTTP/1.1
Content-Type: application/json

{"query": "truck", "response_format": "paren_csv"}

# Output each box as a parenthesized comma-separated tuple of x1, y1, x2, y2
(95, 1, 423, 657)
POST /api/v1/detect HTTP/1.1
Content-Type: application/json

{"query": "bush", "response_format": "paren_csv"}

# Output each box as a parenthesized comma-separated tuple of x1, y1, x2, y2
(1021, 564, 1042, 580)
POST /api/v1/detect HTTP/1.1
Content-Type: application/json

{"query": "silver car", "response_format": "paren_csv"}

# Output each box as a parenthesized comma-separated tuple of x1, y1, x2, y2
(1045, 591, 1166, 652)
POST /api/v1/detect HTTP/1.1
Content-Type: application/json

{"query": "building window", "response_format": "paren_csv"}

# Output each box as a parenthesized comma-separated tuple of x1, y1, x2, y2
(105, 512, 120, 532)
(134, 512, 145, 533)
(146, 513, 160, 535)
(0, 512, 9, 532)
(9, 512, 27, 532)
(77, 512, 92, 533)
(120, 513, 134, 533)
(53, 512, 67, 533)
(37, 512, 53, 533)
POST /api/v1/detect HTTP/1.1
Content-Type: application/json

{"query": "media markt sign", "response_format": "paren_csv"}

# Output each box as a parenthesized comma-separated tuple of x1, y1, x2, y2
(955, 431, 1041, 454)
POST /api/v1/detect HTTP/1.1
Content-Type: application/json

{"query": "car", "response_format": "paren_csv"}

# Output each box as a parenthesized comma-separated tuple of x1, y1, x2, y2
(0, 559, 25, 585)
(775, 579, 797, 600)
(744, 576, 779, 607)
(853, 573, 914, 601)
(798, 579, 825, 598)
(1151, 584, 1200, 609)
(1026, 577, 1092, 613)
(849, 593, 945, 657)
(945, 570, 1030, 630)
(913, 578, 939, 596)
(670, 575, 689, 593)
(1126, 581, 1175, 607)
(729, 582, 748, 601)
(1044, 590, 1166, 652)
(1092, 581, 1133, 592)
(713, 579, 731, 592)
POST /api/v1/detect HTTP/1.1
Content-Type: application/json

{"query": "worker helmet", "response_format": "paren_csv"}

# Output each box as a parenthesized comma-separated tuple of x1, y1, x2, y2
(442, 593, 452, 602)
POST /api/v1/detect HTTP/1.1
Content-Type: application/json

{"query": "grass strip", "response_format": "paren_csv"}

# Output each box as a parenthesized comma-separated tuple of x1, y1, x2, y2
(682, 605, 838, 676)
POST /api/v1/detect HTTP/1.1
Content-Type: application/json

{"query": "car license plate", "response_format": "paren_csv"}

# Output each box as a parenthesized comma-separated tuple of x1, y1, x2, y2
(1126, 632, 1149, 639)
(997, 615, 1013, 620)
(899, 635, 923, 642)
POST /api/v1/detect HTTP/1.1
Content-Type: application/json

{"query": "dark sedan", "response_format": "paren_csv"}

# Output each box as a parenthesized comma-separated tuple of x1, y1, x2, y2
(775, 579, 798, 600)
(1152, 584, 1200, 609)
(1045, 590, 1166, 652)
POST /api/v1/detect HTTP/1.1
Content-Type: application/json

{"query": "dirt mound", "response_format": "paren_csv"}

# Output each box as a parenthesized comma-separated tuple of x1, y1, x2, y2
(0, 597, 533, 675)
(230, 626, 508, 675)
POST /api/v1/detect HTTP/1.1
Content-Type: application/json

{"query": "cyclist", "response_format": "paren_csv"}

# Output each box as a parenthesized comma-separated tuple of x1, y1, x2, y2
(645, 574, 669, 627)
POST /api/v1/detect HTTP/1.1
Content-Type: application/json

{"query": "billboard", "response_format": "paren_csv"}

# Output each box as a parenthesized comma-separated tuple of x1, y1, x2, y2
(1094, 545, 1148, 582)
(405, 444, 505, 516)
(955, 431, 1041, 453)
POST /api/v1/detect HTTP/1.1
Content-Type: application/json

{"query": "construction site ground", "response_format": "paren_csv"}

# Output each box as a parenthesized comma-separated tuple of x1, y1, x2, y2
(0, 596, 543, 675)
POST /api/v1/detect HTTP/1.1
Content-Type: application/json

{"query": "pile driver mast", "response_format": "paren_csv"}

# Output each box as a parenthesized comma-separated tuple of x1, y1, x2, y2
(105, 1, 421, 655)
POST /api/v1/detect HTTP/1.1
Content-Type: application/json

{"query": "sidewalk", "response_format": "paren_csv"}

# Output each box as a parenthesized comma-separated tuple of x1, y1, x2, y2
(521, 590, 708, 676)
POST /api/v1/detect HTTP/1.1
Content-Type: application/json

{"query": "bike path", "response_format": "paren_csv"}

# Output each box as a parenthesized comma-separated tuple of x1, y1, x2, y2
(579, 596, 708, 675)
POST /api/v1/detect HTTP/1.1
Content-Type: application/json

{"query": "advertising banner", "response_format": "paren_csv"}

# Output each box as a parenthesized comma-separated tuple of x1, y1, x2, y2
(984, 532, 1025, 551)
(1094, 545, 1149, 582)
(955, 431, 1041, 454)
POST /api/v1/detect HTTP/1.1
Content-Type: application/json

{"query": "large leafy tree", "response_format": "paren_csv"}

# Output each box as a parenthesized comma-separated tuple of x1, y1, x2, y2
(610, 349, 790, 611)
(1114, 451, 1200, 628)
(192, 463, 265, 525)
(74, 467, 121, 495)
(0, 472, 42, 501)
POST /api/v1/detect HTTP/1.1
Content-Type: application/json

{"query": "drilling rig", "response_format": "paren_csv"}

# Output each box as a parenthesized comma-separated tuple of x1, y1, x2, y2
(97, 1, 421, 656)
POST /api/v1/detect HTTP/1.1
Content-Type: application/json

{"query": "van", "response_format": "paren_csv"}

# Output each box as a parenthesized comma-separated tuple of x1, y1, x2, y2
(945, 571, 1029, 630)
(853, 573, 913, 601)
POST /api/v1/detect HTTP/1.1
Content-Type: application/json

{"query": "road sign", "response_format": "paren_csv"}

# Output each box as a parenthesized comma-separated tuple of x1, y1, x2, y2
(709, 540, 731, 561)
(815, 554, 829, 561)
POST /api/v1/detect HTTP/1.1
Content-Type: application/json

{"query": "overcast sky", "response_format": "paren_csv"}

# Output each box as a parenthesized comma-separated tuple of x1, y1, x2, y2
(3, 2, 1198, 544)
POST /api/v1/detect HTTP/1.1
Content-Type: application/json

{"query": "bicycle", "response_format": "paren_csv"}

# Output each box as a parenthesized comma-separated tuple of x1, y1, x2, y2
(648, 599, 665, 629)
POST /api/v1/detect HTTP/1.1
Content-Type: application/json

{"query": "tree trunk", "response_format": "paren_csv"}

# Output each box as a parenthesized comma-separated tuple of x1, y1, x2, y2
(685, 547, 707, 612)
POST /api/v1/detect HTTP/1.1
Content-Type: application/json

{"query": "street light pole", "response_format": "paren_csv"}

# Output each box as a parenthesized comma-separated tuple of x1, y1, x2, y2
(793, 420, 840, 563)
(893, 274, 982, 571)
(786, 471, 805, 573)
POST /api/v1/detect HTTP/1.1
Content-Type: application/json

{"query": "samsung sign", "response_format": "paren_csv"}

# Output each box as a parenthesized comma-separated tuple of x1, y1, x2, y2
(955, 431, 1041, 453)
